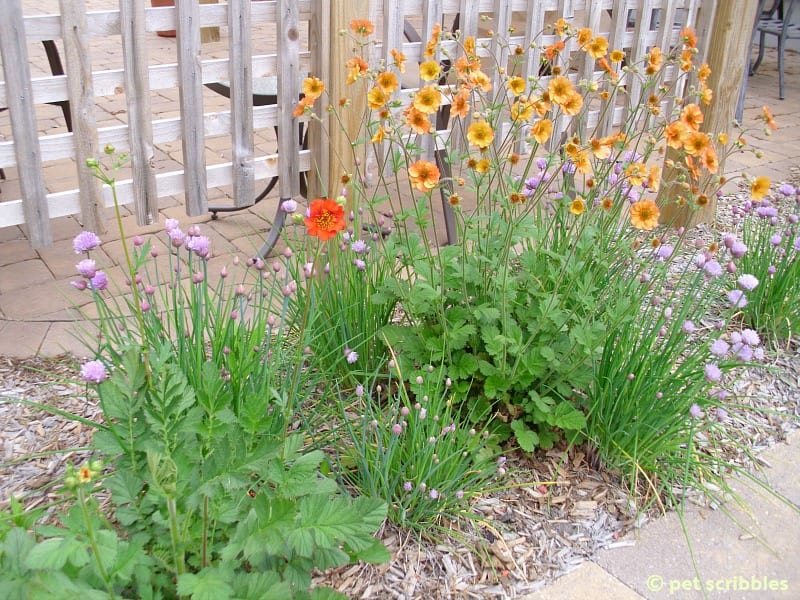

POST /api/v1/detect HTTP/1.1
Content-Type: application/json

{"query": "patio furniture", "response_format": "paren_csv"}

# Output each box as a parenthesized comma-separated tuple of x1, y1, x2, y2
(750, 0, 800, 99)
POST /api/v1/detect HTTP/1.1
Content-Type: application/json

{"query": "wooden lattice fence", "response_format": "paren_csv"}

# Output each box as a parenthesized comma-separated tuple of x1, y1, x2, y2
(0, 0, 715, 248)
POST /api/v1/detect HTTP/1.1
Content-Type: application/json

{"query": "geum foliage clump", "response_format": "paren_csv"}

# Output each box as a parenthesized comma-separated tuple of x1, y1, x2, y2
(293, 17, 782, 512)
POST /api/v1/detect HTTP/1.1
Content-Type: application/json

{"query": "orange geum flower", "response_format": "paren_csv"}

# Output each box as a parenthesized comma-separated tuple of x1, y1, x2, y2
(570, 197, 586, 215)
(511, 97, 535, 122)
(630, 199, 660, 230)
(350, 19, 374, 36)
(419, 60, 442, 82)
(305, 198, 346, 241)
(554, 18, 569, 37)
(530, 118, 553, 144)
(625, 162, 647, 186)
(302, 77, 325, 100)
(544, 40, 566, 61)
(376, 71, 399, 94)
(463, 36, 477, 58)
(367, 86, 388, 110)
(680, 103, 704, 131)
(346, 56, 368, 84)
(508, 76, 526, 96)
(698, 63, 711, 83)
(404, 106, 431, 134)
(681, 26, 697, 48)
(590, 137, 613, 160)
(467, 120, 495, 149)
(371, 125, 386, 144)
(561, 91, 583, 116)
(610, 49, 625, 63)
(601, 197, 614, 210)
(763, 106, 777, 130)
(292, 96, 314, 118)
(646, 165, 661, 191)
(408, 159, 441, 192)
(598, 57, 618, 81)
(413, 85, 442, 114)
(701, 146, 719, 173)
(587, 36, 609, 59)
(391, 48, 407, 73)
(683, 131, 711, 156)
(647, 47, 663, 74)
(450, 88, 470, 118)
(455, 55, 480, 79)
(680, 48, 693, 72)
(77, 465, 93, 484)
(424, 23, 442, 58)
(469, 70, 492, 92)
(577, 28, 593, 46)
(700, 85, 713, 106)
(474, 158, 491, 173)
(573, 150, 591, 174)
(750, 176, 771, 200)
(665, 120, 690, 149)
(548, 76, 575, 105)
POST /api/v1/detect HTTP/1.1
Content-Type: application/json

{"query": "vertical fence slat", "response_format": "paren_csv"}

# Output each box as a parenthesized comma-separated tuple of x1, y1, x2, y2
(517, 0, 547, 154)
(0, 3, 51, 247)
(598, 0, 631, 137)
(119, 0, 159, 225)
(278, 0, 301, 200)
(228, 0, 255, 208)
(420, 0, 443, 161)
(376, 0, 404, 177)
(175, 0, 207, 216)
(60, 0, 105, 234)
(306, 0, 330, 201)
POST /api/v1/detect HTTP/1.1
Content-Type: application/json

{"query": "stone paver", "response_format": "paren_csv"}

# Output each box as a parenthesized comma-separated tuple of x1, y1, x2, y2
(526, 562, 645, 600)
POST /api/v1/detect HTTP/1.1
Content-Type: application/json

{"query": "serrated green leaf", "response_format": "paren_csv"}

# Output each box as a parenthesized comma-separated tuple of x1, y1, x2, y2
(551, 402, 587, 431)
(351, 538, 390, 564)
(177, 569, 234, 600)
(24, 538, 69, 570)
(510, 420, 539, 452)
(310, 587, 349, 600)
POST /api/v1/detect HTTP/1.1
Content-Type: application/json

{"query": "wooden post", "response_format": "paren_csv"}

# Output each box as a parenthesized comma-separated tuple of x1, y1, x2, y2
(316, 0, 368, 203)
(60, 0, 105, 234)
(659, 0, 757, 228)
(200, 0, 220, 43)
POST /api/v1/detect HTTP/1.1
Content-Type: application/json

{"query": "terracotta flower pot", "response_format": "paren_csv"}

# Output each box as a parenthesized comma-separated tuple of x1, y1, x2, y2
(151, 0, 176, 38)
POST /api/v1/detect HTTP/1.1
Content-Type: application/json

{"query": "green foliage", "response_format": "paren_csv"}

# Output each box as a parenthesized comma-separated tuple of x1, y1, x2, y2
(734, 186, 800, 340)
(334, 365, 499, 533)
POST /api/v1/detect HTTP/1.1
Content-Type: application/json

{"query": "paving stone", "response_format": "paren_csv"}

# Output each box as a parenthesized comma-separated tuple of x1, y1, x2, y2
(39, 321, 94, 358)
(0, 239, 37, 267)
(0, 320, 49, 357)
(525, 562, 644, 600)
(0, 259, 54, 294)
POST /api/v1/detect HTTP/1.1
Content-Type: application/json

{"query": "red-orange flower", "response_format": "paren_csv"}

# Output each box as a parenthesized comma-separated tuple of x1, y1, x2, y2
(763, 106, 778, 130)
(305, 198, 346, 241)
(350, 19, 375, 36)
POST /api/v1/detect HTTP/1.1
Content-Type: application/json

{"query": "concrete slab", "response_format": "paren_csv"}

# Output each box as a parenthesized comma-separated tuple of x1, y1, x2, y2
(0, 259, 54, 294)
(525, 562, 645, 600)
(594, 440, 800, 600)
(0, 320, 49, 357)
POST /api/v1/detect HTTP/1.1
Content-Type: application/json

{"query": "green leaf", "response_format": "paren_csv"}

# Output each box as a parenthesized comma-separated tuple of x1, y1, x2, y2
(351, 538, 391, 564)
(94, 529, 119, 573)
(177, 569, 234, 600)
(24, 538, 69, 570)
(551, 402, 587, 431)
(510, 420, 539, 452)
(310, 587, 349, 600)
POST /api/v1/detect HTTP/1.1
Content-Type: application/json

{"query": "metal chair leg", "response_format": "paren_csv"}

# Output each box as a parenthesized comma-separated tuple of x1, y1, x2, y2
(255, 198, 289, 258)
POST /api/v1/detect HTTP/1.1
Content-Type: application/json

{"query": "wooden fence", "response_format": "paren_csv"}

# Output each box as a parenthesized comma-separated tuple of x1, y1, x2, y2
(0, 0, 715, 248)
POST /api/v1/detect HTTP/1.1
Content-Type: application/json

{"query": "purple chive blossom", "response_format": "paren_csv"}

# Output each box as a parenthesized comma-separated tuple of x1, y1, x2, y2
(351, 239, 368, 254)
(737, 274, 759, 291)
(757, 206, 778, 219)
(281, 199, 298, 213)
(754, 347, 766, 361)
(70, 279, 88, 291)
(403, 481, 413, 492)
(704, 363, 722, 382)
(187, 235, 211, 258)
(716, 408, 729, 421)
(89, 271, 108, 291)
(346, 350, 359, 364)
(73, 231, 101, 254)
(794, 237, 800, 252)
(141, 299, 151, 312)
(722, 233, 736, 248)
(703, 260, 723, 277)
(164, 218, 180, 232)
(768, 265, 777, 275)
(355, 384, 364, 397)
(429, 489, 439, 499)
(456, 490, 464, 499)
(770, 234, 783, 246)
(80, 360, 107, 384)
(682, 320, 696, 333)
(737, 344, 754, 361)
(168, 228, 186, 247)
(730, 241, 748, 258)
(353, 259, 366, 271)
(727, 289, 748, 308)
(741, 328, 761, 346)
(689, 403, 703, 419)
(76, 259, 97, 278)
(710, 338, 730, 356)
(779, 183, 796, 196)
(694, 253, 707, 268)
(391, 423, 402, 435)
(536, 157, 547, 170)
(657, 245, 674, 260)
